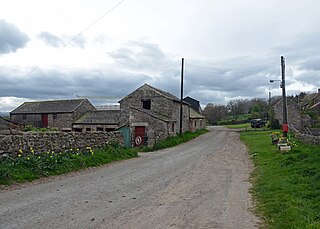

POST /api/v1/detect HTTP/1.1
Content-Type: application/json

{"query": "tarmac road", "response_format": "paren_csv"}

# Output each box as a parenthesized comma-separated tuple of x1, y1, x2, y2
(0, 126, 260, 228)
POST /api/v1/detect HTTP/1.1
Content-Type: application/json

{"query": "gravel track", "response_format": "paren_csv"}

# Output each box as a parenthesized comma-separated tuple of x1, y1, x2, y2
(0, 126, 260, 228)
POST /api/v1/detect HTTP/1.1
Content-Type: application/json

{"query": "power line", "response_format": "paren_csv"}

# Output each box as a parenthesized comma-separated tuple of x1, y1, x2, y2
(185, 64, 278, 75)
(0, 0, 126, 97)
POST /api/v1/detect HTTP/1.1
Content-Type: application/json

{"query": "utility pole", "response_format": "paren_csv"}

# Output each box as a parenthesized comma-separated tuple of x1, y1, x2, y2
(179, 58, 184, 135)
(281, 56, 288, 137)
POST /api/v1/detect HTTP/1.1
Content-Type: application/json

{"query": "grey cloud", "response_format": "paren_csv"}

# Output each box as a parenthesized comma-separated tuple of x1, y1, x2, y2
(108, 41, 177, 73)
(38, 31, 63, 47)
(0, 19, 29, 54)
(38, 31, 87, 49)
(0, 65, 151, 105)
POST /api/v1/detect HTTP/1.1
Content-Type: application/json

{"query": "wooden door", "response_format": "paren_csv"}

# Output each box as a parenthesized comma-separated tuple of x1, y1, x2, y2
(134, 126, 145, 147)
(41, 114, 48, 128)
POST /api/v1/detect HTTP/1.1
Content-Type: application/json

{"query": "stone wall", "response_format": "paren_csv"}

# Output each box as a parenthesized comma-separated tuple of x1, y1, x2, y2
(0, 130, 124, 158)
(273, 98, 302, 130)
(292, 127, 320, 145)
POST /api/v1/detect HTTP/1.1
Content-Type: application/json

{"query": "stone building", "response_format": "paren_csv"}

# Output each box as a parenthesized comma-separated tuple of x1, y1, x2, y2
(119, 84, 191, 147)
(183, 96, 206, 132)
(184, 96, 202, 114)
(273, 98, 302, 130)
(10, 99, 96, 131)
(72, 110, 124, 132)
(189, 108, 206, 132)
(0, 116, 22, 131)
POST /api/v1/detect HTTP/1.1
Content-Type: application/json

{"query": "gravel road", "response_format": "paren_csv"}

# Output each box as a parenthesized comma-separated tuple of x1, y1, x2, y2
(0, 126, 260, 228)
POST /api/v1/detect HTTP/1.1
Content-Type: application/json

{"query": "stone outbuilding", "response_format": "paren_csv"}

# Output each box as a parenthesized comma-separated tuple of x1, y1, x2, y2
(72, 110, 124, 133)
(119, 84, 191, 147)
(189, 108, 206, 132)
(273, 98, 302, 130)
(10, 99, 96, 131)
(183, 96, 206, 132)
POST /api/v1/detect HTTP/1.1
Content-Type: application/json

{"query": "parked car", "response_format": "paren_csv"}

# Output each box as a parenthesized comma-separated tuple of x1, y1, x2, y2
(250, 119, 266, 128)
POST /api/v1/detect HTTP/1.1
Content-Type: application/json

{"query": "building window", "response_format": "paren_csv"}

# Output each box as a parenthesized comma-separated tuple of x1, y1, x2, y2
(142, 99, 151, 110)
(22, 114, 27, 120)
(74, 128, 83, 132)
(53, 114, 58, 120)
(172, 123, 175, 133)
(96, 127, 104, 132)
(86, 128, 91, 132)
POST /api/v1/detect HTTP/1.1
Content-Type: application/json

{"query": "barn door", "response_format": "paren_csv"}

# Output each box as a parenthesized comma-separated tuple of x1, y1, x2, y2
(134, 126, 145, 147)
(41, 114, 48, 128)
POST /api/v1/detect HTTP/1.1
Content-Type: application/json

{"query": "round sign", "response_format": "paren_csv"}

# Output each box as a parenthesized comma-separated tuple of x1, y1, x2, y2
(135, 136, 142, 145)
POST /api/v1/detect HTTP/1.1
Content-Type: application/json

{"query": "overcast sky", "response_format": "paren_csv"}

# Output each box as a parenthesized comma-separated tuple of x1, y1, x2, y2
(0, 0, 319, 112)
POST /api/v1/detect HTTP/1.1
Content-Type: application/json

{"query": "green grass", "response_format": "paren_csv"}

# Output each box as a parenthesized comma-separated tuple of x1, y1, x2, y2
(0, 146, 139, 185)
(240, 131, 320, 228)
(225, 123, 270, 131)
(0, 129, 208, 186)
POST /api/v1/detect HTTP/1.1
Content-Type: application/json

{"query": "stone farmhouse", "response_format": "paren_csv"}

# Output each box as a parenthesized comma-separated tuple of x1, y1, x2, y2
(10, 99, 96, 131)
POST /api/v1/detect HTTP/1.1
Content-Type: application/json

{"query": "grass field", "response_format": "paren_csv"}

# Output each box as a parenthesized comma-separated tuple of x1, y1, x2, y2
(240, 131, 320, 228)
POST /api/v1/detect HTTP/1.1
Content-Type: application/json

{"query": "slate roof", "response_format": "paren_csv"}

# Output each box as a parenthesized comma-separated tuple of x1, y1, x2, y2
(189, 108, 206, 119)
(0, 116, 22, 130)
(74, 110, 120, 124)
(130, 107, 175, 123)
(10, 99, 91, 114)
(119, 83, 189, 105)
(184, 96, 202, 114)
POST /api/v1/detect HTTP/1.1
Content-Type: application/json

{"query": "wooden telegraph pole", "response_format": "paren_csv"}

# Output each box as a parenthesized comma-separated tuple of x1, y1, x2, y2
(179, 58, 184, 135)
(281, 56, 288, 137)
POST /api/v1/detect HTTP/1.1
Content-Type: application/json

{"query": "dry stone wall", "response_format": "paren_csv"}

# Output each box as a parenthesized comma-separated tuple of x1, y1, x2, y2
(292, 128, 320, 145)
(0, 130, 124, 158)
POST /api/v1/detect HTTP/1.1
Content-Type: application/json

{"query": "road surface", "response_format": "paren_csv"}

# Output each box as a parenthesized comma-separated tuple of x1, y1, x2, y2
(0, 126, 260, 228)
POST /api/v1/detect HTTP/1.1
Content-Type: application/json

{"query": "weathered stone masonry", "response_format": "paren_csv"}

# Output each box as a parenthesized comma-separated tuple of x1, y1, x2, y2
(0, 130, 124, 158)
(292, 128, 320, 145)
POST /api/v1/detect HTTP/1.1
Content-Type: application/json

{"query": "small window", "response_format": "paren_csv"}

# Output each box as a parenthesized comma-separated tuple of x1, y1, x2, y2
(53, 114, 58, 120)
(86, 128, 91, 132)
(172, 123, 175, 132)
(96, 127, 104, 132)
(142, 99, 151, 110)
(22, 114, 27, 120)
(74, 128, 83, 132)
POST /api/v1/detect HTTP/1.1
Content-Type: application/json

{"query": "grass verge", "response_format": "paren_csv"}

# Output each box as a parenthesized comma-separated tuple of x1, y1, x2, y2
(240, 130, 320, 228)
(0, 129, 208, 186)
(0, 146, 138, 186)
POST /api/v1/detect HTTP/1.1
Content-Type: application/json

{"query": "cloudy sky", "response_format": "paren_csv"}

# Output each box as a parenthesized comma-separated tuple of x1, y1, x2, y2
(0, 0, 319, 112)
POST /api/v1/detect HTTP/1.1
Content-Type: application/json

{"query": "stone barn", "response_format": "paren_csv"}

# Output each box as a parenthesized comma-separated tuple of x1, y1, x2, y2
(119, 84, 190, 147)
(10, 99, 96, 131)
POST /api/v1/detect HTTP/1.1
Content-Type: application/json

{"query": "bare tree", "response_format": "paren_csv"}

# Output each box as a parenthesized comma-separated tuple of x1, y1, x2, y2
(203, 103, 228, 124)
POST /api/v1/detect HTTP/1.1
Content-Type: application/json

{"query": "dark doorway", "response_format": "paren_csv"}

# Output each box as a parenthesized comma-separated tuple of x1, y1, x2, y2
(41, 114, 48, 128)
(134, 126, 145, 147)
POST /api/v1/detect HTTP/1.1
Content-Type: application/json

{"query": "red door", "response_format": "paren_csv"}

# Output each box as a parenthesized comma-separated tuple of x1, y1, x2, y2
(42, 114, 48, 128)
(134, 126, 145, 147)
